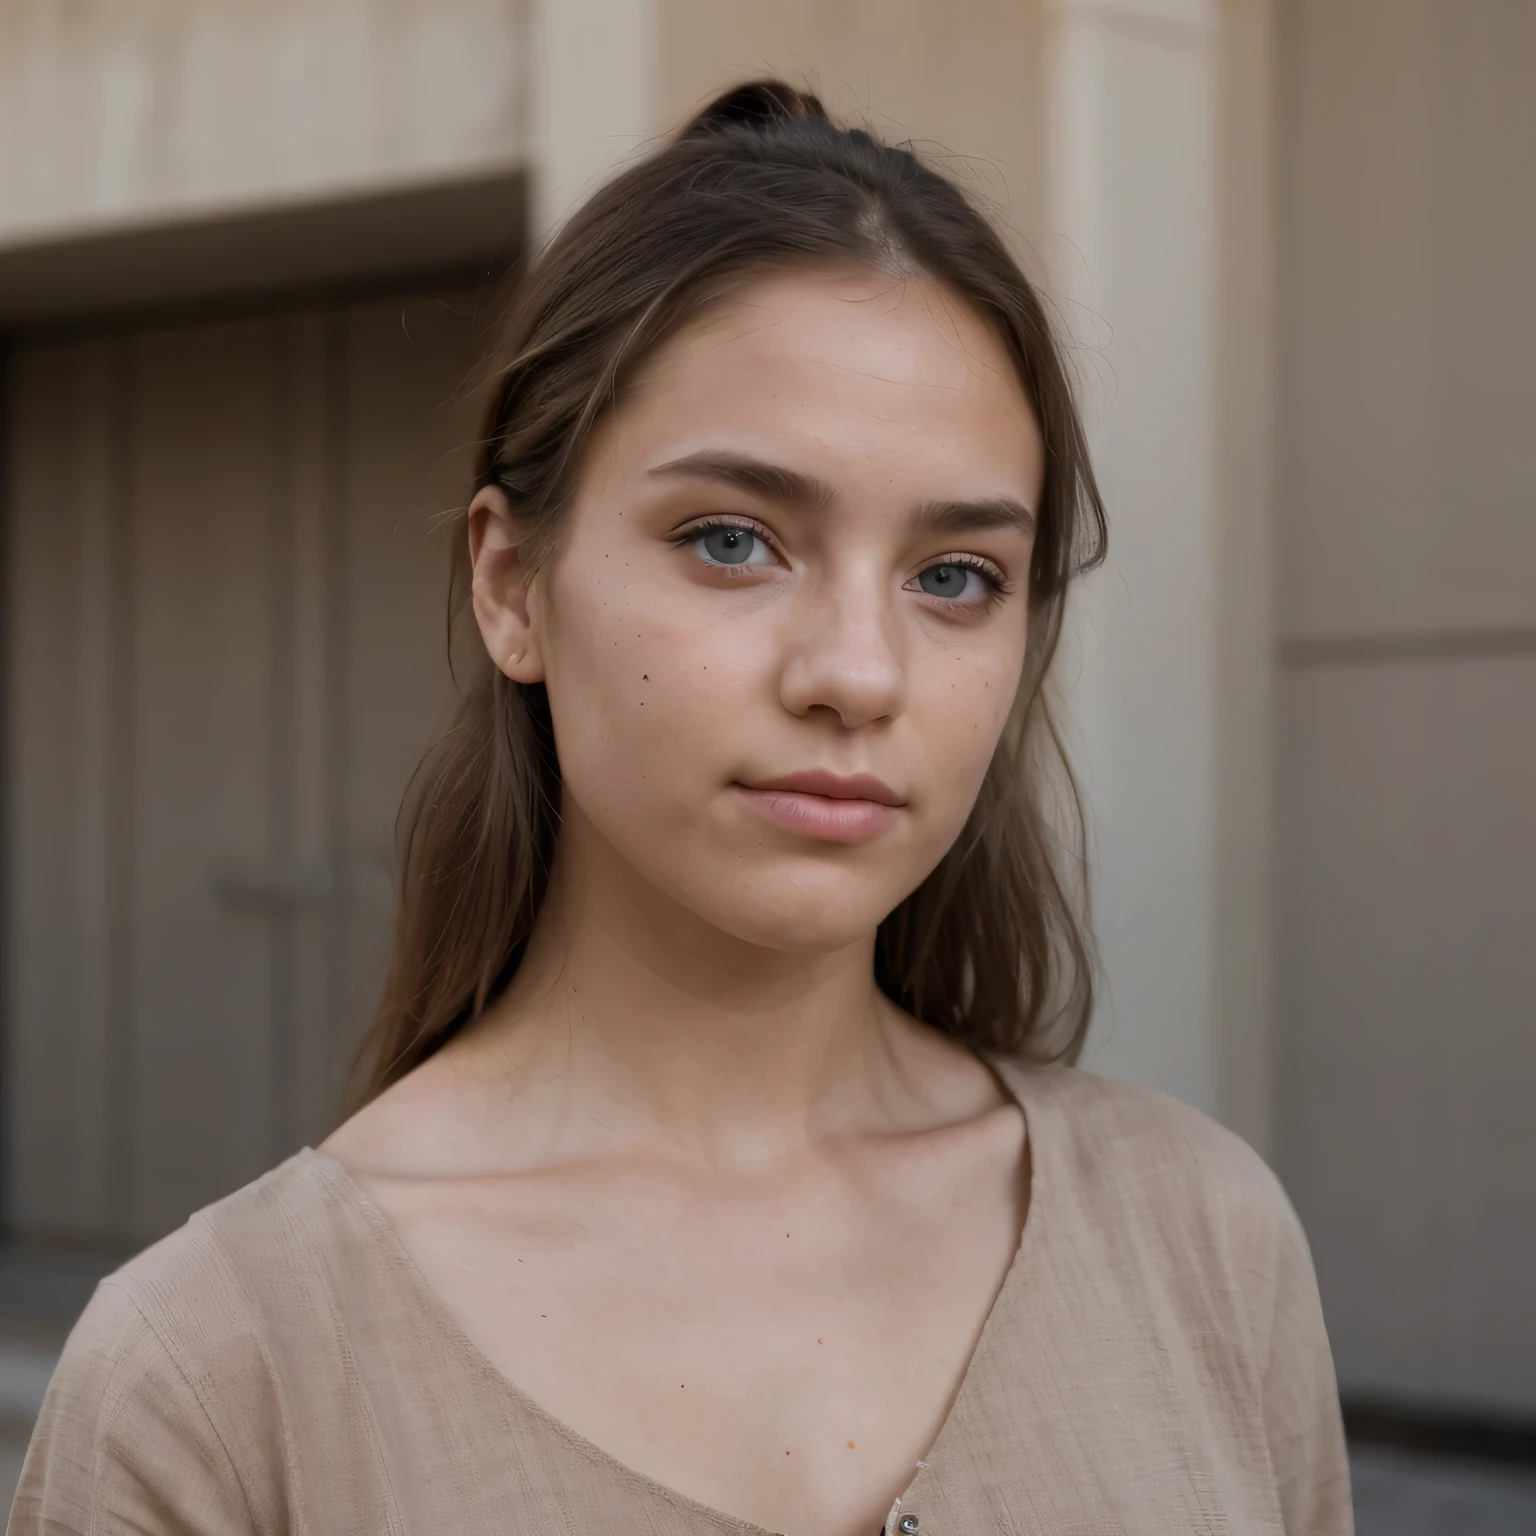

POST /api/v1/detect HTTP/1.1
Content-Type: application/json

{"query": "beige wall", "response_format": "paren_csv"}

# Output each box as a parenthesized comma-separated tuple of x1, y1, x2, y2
(529, 0, 1045, 256)
(1044, 0, 1234, 1123)
(1275, 0, 1536, 1409)
(1214, 0, 1279, 1154)
(657, 0, 1046, 241)
(0, 0, 527, 249)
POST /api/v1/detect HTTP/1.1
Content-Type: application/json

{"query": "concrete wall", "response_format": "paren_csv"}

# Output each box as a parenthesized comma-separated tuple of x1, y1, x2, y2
(0, 0, 527, 249)
(1044, 0, 1224, 1121)
(657, 0, 1046, 239)
(1212, 0, 1279, 1168)
(1044, 0, 1278, 1149)
(1275, 0, 1536, 1410)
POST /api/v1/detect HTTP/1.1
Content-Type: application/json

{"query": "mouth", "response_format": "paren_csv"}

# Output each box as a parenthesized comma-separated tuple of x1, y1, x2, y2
(733, 770, 906, 845)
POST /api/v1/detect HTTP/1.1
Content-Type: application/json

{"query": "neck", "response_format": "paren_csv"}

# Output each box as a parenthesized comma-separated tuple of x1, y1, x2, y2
(449, 813, 953, 1171)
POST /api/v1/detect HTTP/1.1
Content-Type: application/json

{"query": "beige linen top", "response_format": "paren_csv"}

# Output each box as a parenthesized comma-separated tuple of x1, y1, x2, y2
(9, 1063, 1352, 1535)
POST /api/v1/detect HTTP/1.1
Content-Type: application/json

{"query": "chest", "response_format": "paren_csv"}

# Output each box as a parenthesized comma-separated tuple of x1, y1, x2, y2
(363, 1148, 1024, 1536)
(290, 1262, 1280, 1536)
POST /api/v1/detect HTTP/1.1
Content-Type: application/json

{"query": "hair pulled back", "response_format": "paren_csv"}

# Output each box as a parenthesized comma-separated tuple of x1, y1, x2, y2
(351, 80, 1107, 1106)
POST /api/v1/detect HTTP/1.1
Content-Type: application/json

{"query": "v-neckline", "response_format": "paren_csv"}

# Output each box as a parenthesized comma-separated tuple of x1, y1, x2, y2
(302, 1051, 1051, 1536)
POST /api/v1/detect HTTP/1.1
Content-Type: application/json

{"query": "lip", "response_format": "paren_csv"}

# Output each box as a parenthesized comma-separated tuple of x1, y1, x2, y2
(733, 770, 906, 845)
(744, 770, 906, 806)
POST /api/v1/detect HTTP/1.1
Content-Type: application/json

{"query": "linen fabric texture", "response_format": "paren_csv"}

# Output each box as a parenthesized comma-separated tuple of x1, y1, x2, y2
(8, 1062, 1352, 1535)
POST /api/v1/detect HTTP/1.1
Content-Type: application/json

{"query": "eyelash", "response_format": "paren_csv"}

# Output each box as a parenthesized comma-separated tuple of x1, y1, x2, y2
(671, 516, 1013, 605)
(670, 514, 776, 550)
(920, 552, 1013, 605)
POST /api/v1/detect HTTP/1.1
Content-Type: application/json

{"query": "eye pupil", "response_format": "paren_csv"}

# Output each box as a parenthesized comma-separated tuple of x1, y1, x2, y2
(702, 526, 755, 565)
(919, 562, 969, 598)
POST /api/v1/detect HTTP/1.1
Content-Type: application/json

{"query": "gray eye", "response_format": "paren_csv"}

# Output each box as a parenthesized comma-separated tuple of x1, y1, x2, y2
(917, 562, 972, 599)
(700, 526, 758, 565)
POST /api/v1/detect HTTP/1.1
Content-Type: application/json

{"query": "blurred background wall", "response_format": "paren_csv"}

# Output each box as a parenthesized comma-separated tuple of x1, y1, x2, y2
(1, 0, 1532, 1508)
(1274, 0, 1536, 1420)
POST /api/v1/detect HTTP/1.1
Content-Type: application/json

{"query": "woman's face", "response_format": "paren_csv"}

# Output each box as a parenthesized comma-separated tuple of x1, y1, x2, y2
(474, 264, 1044, 954)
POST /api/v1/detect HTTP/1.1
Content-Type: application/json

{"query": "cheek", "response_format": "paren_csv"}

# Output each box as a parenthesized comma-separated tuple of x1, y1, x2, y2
(537, 559, 754, 819)
(909, 646, 1023, 814)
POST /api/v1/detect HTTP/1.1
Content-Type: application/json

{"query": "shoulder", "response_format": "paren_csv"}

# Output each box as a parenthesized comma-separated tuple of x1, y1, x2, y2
(992, 1060, 1313, 1340)
(16, 1155, 359, 1517)
(76, 1150, 351, 1377)
(995, 1059, 1295, 1229)
(95, 1149, 355, 1372)
(14, 1153, 354, 1530)
(985, 1063, 1351, 1526)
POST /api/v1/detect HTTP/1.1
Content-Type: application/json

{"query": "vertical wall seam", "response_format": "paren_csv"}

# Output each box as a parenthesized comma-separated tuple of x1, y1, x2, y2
(0, 336, 12, 1237)
(270, 319, 298, 1165)
(325, 307, 349, 1117)
(106, 337, 136, 1236)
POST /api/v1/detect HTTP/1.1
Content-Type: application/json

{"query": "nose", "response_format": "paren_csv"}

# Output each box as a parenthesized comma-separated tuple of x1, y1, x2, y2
(777, 566, 907, 729)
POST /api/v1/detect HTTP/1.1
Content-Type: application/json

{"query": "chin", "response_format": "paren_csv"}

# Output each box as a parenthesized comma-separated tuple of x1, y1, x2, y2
(708, 903, 883, 956)
(671, 864, 907, 956)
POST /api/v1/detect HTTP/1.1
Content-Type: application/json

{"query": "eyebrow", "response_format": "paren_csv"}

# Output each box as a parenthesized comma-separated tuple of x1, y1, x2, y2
(648, 450, 1036, 535)
(648, 451, 835, 509)
(915, 495, 1036, 537)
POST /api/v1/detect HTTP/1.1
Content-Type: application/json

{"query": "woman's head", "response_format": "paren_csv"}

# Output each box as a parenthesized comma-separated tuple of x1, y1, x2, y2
(354, 81, 1106, 1102)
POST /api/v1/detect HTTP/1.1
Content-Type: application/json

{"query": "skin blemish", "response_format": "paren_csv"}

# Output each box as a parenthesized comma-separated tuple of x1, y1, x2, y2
(643, 673, 648, 680)
(848, 1441, 856, 1449)
(817, 1337, 823, 1344)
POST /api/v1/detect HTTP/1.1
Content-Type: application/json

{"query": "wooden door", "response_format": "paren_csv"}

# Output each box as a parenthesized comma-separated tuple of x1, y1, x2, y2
(3, 291, 487, 1245)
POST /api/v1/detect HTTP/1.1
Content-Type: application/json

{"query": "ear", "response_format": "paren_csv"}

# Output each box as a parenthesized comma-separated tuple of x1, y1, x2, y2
(468, 485, 546, 683)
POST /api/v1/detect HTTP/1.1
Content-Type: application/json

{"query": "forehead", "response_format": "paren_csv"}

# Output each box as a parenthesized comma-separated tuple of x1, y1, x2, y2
(591, 264, 1043, 500)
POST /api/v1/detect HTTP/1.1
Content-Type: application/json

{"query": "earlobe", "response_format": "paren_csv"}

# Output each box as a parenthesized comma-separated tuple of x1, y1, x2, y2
(503, 645, 538, 681)
(467, 486, 546, 683)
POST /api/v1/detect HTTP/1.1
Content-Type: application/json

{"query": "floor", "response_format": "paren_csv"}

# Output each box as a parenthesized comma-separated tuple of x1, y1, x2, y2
(1351, 1445, 1536, 1536)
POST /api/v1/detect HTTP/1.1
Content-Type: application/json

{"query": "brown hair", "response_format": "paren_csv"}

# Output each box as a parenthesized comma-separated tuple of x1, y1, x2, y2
(349, 80, 1107, 1107)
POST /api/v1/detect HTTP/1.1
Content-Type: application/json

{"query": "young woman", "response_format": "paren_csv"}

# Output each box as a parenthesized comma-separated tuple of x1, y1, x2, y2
(12, 83, 1350, 1536)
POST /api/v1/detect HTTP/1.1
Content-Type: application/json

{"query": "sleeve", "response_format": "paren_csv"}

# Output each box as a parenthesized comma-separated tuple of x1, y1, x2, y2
(1259, 1196, 1354, 1536)
(6, 1281, 259, 1536)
